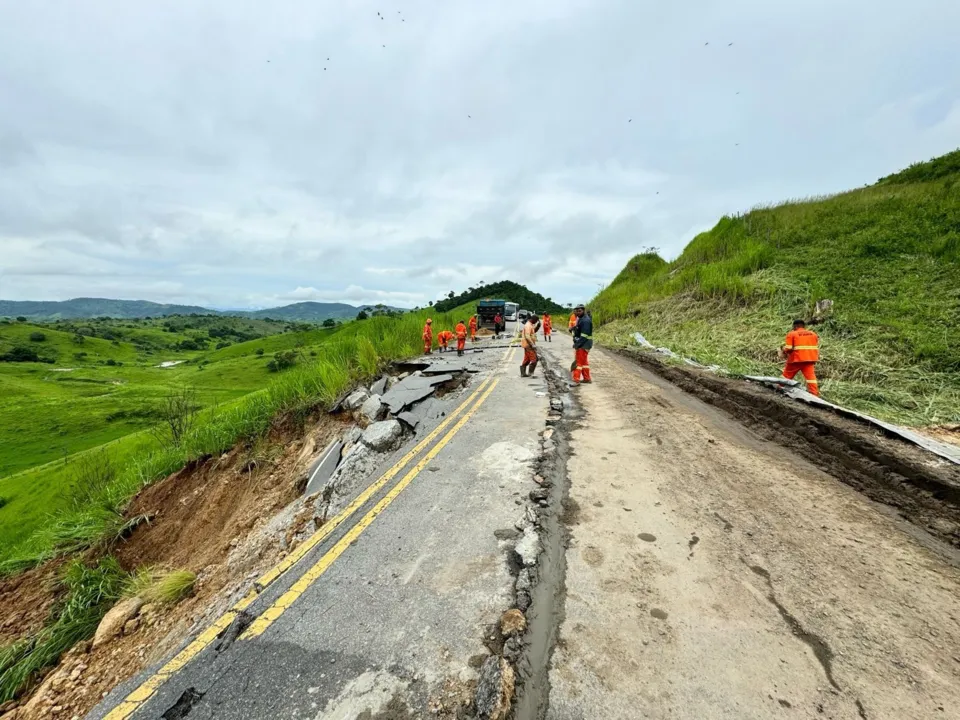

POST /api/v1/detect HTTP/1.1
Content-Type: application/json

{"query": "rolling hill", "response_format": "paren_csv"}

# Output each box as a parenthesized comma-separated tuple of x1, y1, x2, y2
(0, 298, 400, 322)
(591, 148, 960, 427)
(433, 280, 567, 314)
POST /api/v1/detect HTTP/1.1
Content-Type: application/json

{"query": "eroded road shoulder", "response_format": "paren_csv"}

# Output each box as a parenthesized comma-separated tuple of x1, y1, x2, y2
(541, 346, 960, 720)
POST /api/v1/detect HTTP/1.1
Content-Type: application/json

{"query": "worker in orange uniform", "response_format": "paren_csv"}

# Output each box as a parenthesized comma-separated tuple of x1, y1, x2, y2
(455, 320, 468, 356)
(571, 305, 593, 384)
(437, 329, 451, 353)
(542, 313, 552, 342)
(521, 314, 539, 377)
(568, 311, 577, 334)
(781, 319, 820, 396)
(469, 315, 478, 343)
(423, 318, 433, 354)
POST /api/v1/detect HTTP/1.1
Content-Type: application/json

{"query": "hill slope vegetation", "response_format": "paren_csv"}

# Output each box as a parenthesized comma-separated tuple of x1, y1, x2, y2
(591, 148, 960, 427)
(433, 280, 566, 314)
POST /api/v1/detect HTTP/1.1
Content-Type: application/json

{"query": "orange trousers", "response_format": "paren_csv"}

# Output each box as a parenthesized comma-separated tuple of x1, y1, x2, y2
(572, 348, 592, 382)
(783, 362, 819, 396)
(457, 338, 466, 352)
(424, 340, 432, 354)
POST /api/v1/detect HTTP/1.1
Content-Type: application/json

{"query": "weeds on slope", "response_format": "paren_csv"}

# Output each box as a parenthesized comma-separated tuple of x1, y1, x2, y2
(591, 152, 960, 426)
(0, 557, 127, 703)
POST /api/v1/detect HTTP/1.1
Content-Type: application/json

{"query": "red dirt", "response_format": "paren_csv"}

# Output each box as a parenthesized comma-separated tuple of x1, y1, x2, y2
(2, 413, 344, 720)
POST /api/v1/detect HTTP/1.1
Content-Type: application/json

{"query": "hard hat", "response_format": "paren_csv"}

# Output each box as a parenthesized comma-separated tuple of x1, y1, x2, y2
(426, 318, 432, 323)
(575, 304, 585, 310)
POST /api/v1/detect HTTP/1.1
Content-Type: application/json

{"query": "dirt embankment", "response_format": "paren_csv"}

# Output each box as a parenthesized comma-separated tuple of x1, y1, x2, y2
(615, 347, 960, 548)
(1, 413, 345, 720)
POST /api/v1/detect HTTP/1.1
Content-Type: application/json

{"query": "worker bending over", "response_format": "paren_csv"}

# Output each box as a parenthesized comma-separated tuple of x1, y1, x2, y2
(455, 320, 468, 356)
(521, 314, 539, 377)
(572, 305, 593, 384)
(781, 319, 820, 396)
(422, 318, 433, 355)
(469, 315, 478, 342)
(437, 329, 451, 353)
(542, 313, 552, 342)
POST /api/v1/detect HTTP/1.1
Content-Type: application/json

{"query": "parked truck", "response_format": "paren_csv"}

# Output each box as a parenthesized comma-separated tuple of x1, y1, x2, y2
(477, 299, 506, 333)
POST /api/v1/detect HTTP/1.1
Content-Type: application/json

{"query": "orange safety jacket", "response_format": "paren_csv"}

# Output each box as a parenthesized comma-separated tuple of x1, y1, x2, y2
(469, 317, 478, 331)
(423, 325, 433, 342)
(542, 316, 552, 332)
(438, 331, 452, 345)
(455, 323, 467, 340)
(784, 328, 819, 363)
(568, 313, 577, 329)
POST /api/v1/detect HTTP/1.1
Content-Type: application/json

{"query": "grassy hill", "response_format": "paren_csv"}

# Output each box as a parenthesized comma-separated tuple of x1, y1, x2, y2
(0, 298, 396, 322)
(591, 148, 960, 427)
(433, 281, 567, 314)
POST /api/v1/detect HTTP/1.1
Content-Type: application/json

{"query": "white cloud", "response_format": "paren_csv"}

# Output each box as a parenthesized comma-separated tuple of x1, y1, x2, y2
(1, 0, 959, 308)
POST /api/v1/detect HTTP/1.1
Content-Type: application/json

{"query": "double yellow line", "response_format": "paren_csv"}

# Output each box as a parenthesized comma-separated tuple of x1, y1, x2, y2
(105, 373, 501, 720)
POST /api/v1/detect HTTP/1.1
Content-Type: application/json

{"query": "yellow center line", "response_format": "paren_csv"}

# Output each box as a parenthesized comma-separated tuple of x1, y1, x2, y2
(242, 378, 500, 639)
(104, 375, 495, 720)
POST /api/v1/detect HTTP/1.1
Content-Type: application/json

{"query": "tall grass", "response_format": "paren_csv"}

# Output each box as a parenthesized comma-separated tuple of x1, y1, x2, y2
(0, 557, 127, 703)
(0, 310, 458, 576)
(591, 149, 960, 426)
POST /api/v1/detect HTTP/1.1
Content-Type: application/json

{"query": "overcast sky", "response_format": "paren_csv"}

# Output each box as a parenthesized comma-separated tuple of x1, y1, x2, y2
(1, 0, 958, 309)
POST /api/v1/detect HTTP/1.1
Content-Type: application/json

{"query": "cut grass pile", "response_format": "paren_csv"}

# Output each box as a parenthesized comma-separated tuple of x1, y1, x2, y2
(591, 149, 960, 426)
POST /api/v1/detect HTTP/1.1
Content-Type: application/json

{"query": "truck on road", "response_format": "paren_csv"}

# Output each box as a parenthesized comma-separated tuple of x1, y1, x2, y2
(477, 299, 506, 333)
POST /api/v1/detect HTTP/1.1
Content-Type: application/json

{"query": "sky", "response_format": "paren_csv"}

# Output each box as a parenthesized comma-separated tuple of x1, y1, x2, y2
(1, 0, 959, 310)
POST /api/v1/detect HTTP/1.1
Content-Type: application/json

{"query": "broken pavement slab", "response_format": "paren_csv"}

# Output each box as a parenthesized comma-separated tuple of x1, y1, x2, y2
(380, 373, 454, 414)
(304, 440, 345, 497)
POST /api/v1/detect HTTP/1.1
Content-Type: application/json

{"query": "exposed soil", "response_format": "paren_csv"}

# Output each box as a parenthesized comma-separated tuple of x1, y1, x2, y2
(616, 347, 960, 547)
(1, 413, 345, 720)
(0, 562, 62, 646)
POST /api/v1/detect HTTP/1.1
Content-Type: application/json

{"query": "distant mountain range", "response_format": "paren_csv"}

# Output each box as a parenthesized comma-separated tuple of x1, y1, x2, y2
(0, 298, 401, 322)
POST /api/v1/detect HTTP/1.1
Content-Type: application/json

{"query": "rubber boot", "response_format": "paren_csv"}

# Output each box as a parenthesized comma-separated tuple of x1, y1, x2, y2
(520, 365, 528, 378)
(527, 362, 537, 377)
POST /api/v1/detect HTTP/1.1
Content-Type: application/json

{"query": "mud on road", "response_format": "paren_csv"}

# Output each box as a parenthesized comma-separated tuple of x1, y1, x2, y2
(616, 347, 960, 549)
(540, 346, 960, 720)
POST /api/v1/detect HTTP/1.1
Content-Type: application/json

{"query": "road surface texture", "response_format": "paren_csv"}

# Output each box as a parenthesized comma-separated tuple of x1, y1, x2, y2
(90, 327, 549, 719)
(87, 331, 960, 720)
(539, 345, 960, 720)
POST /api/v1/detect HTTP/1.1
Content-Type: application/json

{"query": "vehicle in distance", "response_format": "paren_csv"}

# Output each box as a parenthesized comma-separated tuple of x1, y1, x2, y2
(477, 299, 506, 330)
(518, 309, 530, 322)
(504, 302, 519, 322)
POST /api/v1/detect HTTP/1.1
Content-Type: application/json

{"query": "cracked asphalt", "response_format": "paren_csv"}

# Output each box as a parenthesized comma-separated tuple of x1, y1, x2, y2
(89, 326, 549, 719)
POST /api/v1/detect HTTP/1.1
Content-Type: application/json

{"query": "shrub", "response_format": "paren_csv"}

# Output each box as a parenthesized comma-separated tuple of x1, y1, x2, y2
(28, 332, 46, 342)
(105, 359, 118, 367)
(15, 316, 26, 322)
(0, 497, 8, 510)
(255, 348, 265, 356)
(266, 350, 297, 372)
(125, 568, 196, 605)
(0, 346, 51, 363)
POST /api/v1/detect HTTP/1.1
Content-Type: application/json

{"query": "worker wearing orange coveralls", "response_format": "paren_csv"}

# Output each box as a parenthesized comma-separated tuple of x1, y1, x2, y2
(781, 319, 820, 396)
(568, 312, 577, 333)
(437, 330, 452, 353)
(542, 313, 552, 342)
(521, 315, 539, 377)
(469, 315, 478, 342)
(455, 321, 468, 356)
(423, 319, 433, 354)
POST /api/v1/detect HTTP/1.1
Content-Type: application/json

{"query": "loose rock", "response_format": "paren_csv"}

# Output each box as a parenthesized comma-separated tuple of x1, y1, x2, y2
(475, 656, 515, 720)
(500, 609, 527, 636)
(359, 394, 385, 424)
(361, 420, 403, 452)
(515, 526, 541, 567)
(343, 388, 370, 411)
(93, 597, 144, 648)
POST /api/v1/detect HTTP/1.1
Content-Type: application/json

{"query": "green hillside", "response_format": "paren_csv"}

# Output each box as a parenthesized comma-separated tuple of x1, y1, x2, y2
(434, 281, 566, 314)
(591, 148, 960, 427)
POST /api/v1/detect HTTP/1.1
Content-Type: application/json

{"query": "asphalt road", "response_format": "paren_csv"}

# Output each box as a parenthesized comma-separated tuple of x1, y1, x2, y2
(90, 324, 549, 719)
(538, 345, 960, 720)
